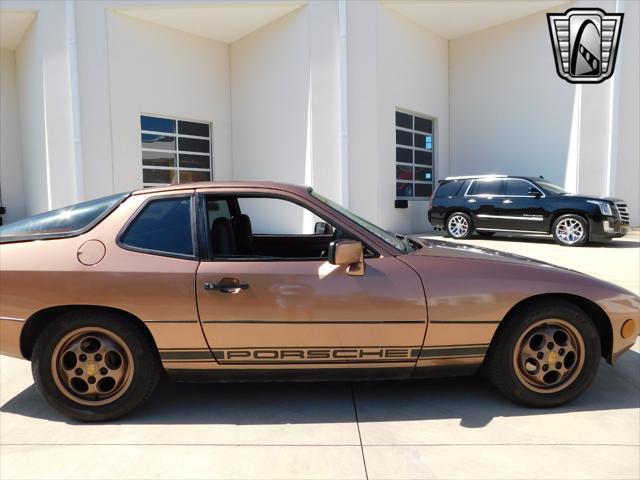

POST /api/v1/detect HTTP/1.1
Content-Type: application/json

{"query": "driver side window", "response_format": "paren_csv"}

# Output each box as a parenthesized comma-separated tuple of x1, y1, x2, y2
(205, 195, 344, 260)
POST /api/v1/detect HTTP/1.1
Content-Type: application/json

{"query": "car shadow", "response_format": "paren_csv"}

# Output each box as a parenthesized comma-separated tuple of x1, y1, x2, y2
(2, 349, 638, 428)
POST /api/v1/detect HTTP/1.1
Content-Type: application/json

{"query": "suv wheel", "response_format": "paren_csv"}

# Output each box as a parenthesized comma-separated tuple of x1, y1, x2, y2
(485, 300, 600, 407)
(446, 212, 473, 239)
(32, 310, 160, 421)
(552, 214, 588, 247)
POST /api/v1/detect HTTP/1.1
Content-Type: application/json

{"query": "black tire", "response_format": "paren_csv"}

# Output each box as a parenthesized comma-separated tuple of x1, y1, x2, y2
(484, 300, 600, 408)
(32, 310, 160, 421)
(477, 231, 495, 238)
(552, 214, 588, 247)
(446, 212, 474, 239)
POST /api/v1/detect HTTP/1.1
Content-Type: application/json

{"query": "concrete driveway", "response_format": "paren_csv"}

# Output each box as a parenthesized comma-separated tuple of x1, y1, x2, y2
(1, 232, 639, 479)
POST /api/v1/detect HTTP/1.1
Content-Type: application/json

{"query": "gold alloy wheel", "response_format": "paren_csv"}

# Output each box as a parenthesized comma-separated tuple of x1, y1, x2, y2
(51, 327, 134, 406)
(513, 319, 585, 394)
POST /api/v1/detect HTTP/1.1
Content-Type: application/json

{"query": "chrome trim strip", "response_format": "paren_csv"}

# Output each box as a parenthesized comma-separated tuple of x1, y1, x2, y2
(0, 316, 25, 322)
(477, 214, 544, 221)
(465, 178, 546, 198)
(475, 228, 548, 234)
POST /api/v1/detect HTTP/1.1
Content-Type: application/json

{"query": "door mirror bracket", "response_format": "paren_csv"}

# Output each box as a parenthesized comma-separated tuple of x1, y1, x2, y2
(328, 240, 365, 276)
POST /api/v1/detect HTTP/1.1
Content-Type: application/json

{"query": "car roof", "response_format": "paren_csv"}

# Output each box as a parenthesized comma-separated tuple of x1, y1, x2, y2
(132, 181, 312, 196)
(442, 175, 543, 182)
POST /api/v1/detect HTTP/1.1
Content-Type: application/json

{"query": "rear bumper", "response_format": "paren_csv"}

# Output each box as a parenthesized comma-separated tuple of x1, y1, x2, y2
(0, 318, 25, 359)
(428, 209, 445, 229)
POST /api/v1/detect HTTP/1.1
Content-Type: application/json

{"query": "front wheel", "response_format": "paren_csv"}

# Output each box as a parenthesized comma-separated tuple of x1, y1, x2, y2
(485, 300, 600, 407)
(446, 212, 473, 239)
(32, 310, 160, 421)
(552, 214, 588, 246)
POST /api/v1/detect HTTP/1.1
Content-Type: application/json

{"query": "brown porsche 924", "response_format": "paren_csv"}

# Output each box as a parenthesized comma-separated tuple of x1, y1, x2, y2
(0, 182, 638, 421)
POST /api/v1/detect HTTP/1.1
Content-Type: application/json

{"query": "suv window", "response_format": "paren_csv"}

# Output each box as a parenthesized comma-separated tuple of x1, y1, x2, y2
(434, 180, 468, 198)
(504, 179, 533, 196)
(467, 179, 504, 196)
(121, 196, 193, 256)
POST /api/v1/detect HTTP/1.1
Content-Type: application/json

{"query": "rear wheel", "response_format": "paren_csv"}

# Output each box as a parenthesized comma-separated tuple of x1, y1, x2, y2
(552, 214, 588, 247)
(485, 300, 600, 407)
(446, 212, 473, 239)
(32, 310, 160, 421)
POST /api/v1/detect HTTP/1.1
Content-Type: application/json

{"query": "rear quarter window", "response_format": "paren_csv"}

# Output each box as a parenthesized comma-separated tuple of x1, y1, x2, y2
(0, 193, 128, 242)
(435, 180, 468, 198)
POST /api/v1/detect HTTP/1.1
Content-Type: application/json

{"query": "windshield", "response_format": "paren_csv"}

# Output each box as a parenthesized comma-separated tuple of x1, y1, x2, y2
(0, 192, 128, 241)
(311, 191, 408, 253)
(536, 181, 570, 195)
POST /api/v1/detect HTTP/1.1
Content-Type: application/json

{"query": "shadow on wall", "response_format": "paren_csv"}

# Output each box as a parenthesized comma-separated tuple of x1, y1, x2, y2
(2, 350, 638, 428)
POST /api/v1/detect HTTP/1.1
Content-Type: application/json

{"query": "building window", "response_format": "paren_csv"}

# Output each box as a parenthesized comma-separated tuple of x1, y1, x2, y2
(395, 110, 434, 199)
(140, 115, 212, 187)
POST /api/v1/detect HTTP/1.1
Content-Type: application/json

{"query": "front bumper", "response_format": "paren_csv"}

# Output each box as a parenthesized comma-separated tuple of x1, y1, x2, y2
(589, 217, 630, 242)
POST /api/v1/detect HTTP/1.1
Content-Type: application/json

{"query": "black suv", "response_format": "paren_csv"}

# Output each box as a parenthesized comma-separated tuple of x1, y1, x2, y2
(428, 175, 630, 246)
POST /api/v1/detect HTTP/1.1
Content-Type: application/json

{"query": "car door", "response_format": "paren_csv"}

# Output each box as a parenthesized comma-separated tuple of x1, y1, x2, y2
(464, 179, 504, 229)
(494, 179, 547, 232)
(194, 190, 428, 374)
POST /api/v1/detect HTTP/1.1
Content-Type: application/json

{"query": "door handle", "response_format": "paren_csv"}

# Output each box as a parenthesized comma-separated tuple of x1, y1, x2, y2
(204, 278, 250, 293)
(502, 199, 513, 204)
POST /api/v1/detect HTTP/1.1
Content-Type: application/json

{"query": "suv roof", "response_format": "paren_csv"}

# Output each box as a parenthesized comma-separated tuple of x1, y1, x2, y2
(442, 175, 544, 182)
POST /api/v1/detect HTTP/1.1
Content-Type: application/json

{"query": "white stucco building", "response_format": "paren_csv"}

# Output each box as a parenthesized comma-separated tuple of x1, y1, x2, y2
(0, 0, 638, 231)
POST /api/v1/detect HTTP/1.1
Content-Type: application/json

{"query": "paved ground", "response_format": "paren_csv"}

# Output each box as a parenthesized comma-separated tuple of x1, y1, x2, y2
(1, 232, 639, 479)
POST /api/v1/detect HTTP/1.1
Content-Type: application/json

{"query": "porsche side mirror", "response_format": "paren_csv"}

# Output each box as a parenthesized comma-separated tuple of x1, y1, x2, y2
(314, 221, 334, 234)
(328, 240, 365, 276)
(528, 187, 543, 198)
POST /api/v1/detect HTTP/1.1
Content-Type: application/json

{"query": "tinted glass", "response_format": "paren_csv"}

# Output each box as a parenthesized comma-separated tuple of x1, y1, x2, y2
(207, 199, 232, 228)
(178, 120, 209, 137)
(179, 154, 210, 169)
(396, 165, 413, 180)
(396, 129, 412, 146)
(414, 167, 432, 182)
(396, 182, 413, 197)
(142, 133, 175, 150)
(414, 150, 432, 165)
(395, 111, 413, 129)
(435, 180, 465, 198)
(414, 133, 430, 149)
(142, 169, 178, 185)
(505, 179, 533, 196)
(180, 170, 211, 182)
(396, 147, 412, 164)
(414, 116, 432, 133)
(121, 197, 193, 256)
(140, 116, 175, 134)
(415, 183, 433, 197)
(178, 137, 210, 154)
(468, 179, 503, 196)
(0, 193, 127, 239)
(142, 151, 176, 167)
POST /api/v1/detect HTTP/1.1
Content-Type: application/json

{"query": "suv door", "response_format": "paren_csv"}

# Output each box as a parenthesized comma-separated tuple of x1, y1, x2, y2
(494, 179, 547, 232)
(464, 179, 504, 230)
(194, 190, 428, 374)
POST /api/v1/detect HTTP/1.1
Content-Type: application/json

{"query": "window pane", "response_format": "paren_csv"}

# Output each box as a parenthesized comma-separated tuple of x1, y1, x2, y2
(414, 150, 432, 165)
(142, 151, 176, 167)
(143, 169, 178, 184)
(140, 116, 175, 134)
(395, 111, 413, 129)
(207, 199, 232, 228)
(505, 179, 532, 196)
(414, 116, 432, 133)
(178, 120, 209, 137)
(180, 170, 211, 183)
(396, 165, 413, 181)
(178, 137, 210, 154)
(468, 179, 503, 196)
(414, 133, 430, 149)
(179, 154, 210, 169)
(121, 197, 193, 256)
(415, 183, 433, 197)
(396, 182, 413, 197)
(142, 133, 175, 150)
(396, 129, 412, 146)
(237, 197, 326, 235)
(0, 193, 126, 238)
(396, 147, 412, 164)
(414, 167, 432, 182)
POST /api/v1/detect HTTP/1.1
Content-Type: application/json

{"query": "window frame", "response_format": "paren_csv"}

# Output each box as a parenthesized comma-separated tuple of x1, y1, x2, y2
(464, 178, 546, 198)
(197, 192, 380, 262)
(140, 114, 213, 188)
(117, 193, 199, 261)
(395, 109, 436, 201)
